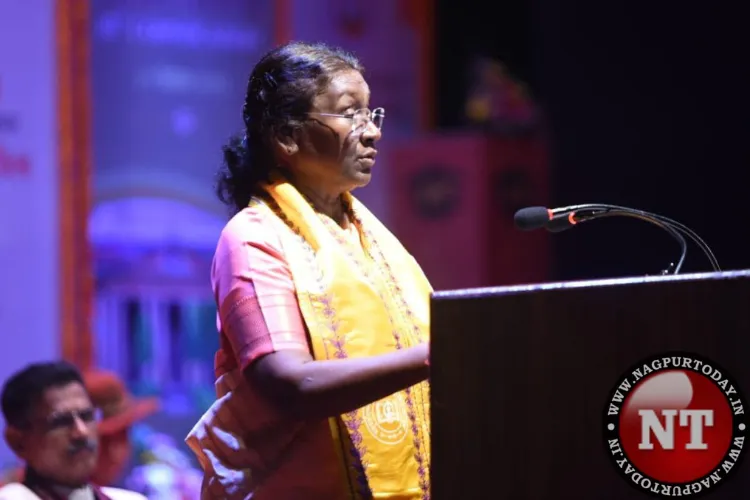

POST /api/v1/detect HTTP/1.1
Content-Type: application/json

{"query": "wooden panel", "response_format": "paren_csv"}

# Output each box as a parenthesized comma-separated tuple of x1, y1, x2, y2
(430, 270, 750, 499)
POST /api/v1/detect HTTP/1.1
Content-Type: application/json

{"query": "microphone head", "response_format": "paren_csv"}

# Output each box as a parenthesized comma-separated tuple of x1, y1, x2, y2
(514, 206, 552, 231)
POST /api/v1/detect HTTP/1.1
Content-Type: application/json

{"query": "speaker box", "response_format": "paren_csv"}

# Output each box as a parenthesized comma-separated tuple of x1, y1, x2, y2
(389, 133, 551, 290)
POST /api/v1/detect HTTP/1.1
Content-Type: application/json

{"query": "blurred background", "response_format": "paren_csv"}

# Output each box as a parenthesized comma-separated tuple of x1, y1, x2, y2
(0, 0, 746, 496)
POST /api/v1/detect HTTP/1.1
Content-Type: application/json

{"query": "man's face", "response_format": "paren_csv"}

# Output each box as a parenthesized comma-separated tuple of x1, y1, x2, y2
(14, 382, 99, 486)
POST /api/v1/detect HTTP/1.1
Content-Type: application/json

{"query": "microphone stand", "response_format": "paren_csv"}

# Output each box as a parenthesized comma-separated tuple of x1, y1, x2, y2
(555, 204, 720, 273)
(575, 208, 686, 275)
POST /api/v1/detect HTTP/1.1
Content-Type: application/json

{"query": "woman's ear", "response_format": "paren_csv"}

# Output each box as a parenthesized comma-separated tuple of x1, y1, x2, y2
(274, 125, 299, 159)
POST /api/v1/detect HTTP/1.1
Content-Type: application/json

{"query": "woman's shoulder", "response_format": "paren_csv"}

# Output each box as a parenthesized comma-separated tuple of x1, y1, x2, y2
(216, 200, 285, 254)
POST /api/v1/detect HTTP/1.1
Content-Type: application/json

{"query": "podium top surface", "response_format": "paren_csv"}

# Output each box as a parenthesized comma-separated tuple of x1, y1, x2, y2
(431, 269, 750, 301)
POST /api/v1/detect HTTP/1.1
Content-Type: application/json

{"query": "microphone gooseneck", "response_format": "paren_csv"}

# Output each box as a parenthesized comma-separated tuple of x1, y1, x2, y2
(513, 204, 720, 275)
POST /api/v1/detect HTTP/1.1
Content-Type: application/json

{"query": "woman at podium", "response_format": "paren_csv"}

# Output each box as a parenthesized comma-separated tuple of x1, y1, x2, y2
(185, 41, 432, 499)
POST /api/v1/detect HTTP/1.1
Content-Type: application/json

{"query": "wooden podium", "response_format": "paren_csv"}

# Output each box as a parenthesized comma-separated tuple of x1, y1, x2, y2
(430, 270, 750, 499)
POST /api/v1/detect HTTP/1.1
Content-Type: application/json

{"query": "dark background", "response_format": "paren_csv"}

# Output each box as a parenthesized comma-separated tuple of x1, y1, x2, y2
(435, 1, 748, 280)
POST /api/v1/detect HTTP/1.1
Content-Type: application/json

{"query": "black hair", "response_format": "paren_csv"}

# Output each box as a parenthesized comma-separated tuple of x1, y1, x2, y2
(1, 361, 84, 428)
(216, 41, 364, 213)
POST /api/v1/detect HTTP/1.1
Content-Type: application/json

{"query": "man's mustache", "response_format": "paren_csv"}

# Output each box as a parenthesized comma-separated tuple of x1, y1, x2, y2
(67, 439, 97, 455)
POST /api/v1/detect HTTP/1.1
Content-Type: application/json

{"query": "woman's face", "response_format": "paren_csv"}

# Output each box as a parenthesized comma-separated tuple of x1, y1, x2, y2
(288, 69, 382, 194)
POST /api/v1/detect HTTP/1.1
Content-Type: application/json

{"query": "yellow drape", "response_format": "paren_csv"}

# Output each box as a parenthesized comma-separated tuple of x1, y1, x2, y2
(255, 176, 432, 499)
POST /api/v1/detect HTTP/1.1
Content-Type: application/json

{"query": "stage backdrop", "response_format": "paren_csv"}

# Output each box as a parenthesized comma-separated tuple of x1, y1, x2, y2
(0, 0, 59, 466)
(90, 0, 274, 211)
(88, 0, 276, 426)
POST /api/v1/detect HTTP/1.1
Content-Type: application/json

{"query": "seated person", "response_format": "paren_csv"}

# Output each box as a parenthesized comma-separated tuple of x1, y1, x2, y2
(0, 361, 145, 500)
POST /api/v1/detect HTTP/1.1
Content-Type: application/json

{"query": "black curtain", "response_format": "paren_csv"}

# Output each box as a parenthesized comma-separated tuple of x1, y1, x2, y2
(435, 0, 749, 280)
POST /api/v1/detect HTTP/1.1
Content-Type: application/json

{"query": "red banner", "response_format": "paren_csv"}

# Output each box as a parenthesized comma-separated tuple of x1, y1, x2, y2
(389, 133, 551, 290)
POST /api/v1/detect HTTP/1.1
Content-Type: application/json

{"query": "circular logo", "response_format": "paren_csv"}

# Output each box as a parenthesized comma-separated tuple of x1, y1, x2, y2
(363, 393, 409, 445)
(604, 352, 747, 497)
(408, 165, 461, 220)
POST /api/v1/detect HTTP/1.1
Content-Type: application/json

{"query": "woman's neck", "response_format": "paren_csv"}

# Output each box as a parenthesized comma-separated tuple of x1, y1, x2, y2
(295, 182, 348, 227)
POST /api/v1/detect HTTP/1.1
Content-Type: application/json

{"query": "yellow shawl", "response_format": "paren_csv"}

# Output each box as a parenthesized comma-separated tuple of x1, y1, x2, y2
(254, 176, 432, 499)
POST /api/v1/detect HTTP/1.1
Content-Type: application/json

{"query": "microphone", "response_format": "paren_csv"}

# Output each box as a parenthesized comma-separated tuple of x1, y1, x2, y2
(514, 204, 721, 275)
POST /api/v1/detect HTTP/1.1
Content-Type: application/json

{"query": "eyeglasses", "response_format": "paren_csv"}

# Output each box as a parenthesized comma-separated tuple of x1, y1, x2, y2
(308, 107, 385, 133)
(44, 408, 101, 431)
